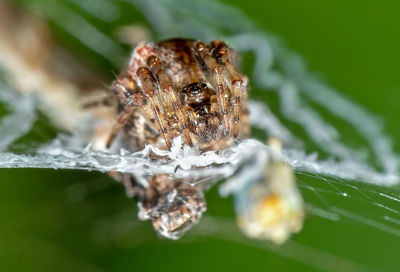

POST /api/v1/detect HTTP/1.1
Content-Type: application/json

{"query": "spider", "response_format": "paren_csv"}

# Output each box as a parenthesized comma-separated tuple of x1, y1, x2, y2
(108, 38, 249, 150)
(106, 38, 249, 239)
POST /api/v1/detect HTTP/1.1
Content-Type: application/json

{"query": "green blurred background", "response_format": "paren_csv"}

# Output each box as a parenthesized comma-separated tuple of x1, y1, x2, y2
(1, 0, 400, 271)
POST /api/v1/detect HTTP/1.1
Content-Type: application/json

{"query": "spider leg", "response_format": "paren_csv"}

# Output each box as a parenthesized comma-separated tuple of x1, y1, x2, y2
(108, 172, 144, 198)
(106, 77, 146, 148)
(208, 95, 221, 139)
(82, 96, 113, 109)
(147, 56, 193, 146)
(112, 76, 136, 104)
(193, 41, 231, 137)
(106, 103, 135, 148)
(241, 97, 250, 138)
(136, 67, 172, 149)
(83, 76, 135, 109)
(211, 40, 246, 138)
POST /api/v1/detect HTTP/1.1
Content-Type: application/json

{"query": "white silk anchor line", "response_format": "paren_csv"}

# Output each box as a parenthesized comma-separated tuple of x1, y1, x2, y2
(0, 87, 396, 187)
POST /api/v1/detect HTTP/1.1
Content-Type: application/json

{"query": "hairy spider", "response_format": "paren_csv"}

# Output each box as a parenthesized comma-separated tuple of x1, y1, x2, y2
(108, 38, 249, 150)
(107, 38, 249, 239)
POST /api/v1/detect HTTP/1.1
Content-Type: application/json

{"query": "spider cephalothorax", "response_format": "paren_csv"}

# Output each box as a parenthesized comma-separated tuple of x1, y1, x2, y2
(108, 38, 249, 238)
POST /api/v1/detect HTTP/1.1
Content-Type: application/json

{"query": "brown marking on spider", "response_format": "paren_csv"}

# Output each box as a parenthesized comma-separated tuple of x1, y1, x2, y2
(107, 38, 249, 238)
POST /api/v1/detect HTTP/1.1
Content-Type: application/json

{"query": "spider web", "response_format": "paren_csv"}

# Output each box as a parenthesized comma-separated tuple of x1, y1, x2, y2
(1, 0, 400, 270)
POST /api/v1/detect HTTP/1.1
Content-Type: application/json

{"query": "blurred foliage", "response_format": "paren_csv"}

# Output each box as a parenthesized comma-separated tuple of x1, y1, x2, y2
(2, 0, 400, 271)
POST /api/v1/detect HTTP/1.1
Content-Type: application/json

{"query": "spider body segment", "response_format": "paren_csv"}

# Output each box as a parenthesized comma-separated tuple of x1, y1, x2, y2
(108, 38, 249, 239)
